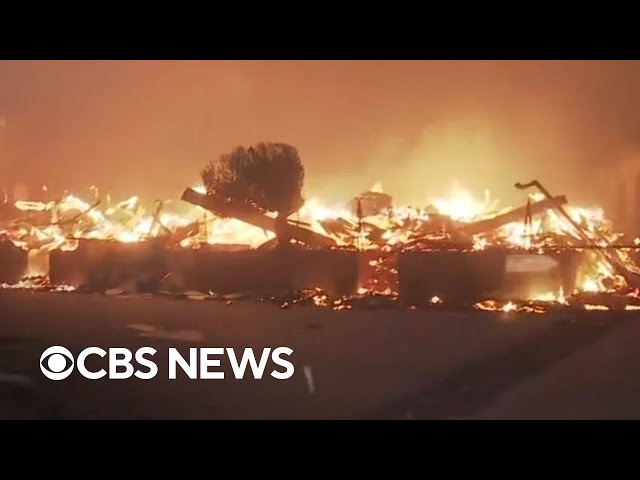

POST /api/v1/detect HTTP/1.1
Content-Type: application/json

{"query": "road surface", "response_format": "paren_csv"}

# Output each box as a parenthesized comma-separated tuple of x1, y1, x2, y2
(0, 290, 636, 419)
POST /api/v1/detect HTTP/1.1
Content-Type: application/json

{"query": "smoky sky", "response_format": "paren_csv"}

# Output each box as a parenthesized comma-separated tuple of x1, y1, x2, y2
(1, 60, 639, 208)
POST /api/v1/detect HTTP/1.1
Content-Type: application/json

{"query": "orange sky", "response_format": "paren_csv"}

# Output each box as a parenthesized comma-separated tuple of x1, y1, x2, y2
(1, 60, 640, 208)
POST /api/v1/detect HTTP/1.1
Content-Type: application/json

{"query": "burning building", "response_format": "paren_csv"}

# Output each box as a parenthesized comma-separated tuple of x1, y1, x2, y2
(1, 168, 639, 314)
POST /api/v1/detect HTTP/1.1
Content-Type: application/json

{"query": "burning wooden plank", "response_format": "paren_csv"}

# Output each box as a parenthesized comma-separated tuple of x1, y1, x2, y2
(457, 195, 568, 236)
(181, 187, 336, 248)
(351, 191, 393, 217)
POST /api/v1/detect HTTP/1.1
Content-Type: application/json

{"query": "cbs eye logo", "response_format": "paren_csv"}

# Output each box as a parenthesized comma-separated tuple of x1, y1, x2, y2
(40, 346, 75, 380)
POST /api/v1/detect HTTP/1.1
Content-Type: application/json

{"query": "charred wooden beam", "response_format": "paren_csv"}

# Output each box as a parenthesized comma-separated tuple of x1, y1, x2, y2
(351, 191, 393, 217)
(458, 195, 568, 236)
(319, 218, 357, 239)
(181, 188, 336, 248)
(163, 222, 200, 248)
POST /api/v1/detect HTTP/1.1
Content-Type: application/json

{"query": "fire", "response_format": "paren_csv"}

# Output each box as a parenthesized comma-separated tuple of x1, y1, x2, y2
(8, 189, 275, 254)
(2, 178, 639, 306)
(0, 182, 613, 256)
(532, 291, 557, 302)
(502, 301, 517, 312)
(581, 278, 603, 293)
(473, 299, 546, 314)
(531, 287, 567, 304)
(370, 182, 384, 194)
(311, 289, 329, 307)
(430, 296, 443, 304)
(429, 182, 497, 222)
(192, 183, 207, 195)
(0, 279, 75, 292)
(584, 304, 609, 311)
(472, 236, 488, 251)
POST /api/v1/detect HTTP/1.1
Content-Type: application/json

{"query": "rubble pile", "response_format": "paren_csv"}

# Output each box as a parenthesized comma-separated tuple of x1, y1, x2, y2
(1, 178, 640, 313)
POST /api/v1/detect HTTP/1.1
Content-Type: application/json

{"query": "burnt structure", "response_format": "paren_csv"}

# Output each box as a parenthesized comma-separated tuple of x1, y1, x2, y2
(0, 236, 27, 284)
(351, 191, 393, 218)
(49, 239, 359, 297)
(610, 153, 640, 238)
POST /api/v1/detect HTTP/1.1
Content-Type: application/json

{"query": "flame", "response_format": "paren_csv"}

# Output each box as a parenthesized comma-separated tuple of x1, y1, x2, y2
(370, 182, 384, 193)
(502, 301, 517, 312)
(8, 190, 276, 251)
(192, 183, 207, 195)
(584, 304, 609, 311)
(472, 236, 488, 251)
(0, 279, 75, 291)
(532, 291, 557, 302)
(2, 178, 638, 303)
(15, 200, 52, 212)
(581, 278, 602, 293)
(474, 299, 547, 314)
(312, 289, 329, 307)
(558, 287, 567, 305)
(474, 300, 498, 311)
(531, 287, 567, 304)
(429, 182, 496, 222)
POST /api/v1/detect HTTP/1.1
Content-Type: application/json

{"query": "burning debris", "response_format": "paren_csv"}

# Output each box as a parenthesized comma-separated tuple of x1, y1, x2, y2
(2, 142, 640, 313)
(351, 184, 393, 218)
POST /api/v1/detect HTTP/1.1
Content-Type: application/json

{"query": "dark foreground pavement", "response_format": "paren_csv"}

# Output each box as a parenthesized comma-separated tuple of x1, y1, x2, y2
(0, 290, 637, 419)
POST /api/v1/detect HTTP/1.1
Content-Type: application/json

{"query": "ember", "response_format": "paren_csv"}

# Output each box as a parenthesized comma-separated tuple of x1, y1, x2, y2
(584, 304, 610, 311)
(430, 296, 443, 305)
(473, 299, 547, 314)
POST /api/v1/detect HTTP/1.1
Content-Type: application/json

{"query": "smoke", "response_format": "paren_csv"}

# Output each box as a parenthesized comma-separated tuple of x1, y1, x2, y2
(303, 109, 638, 231)
(3, 60, 640, 214)
(300, 61, 640, 212)
(305, 117, 555, 209)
